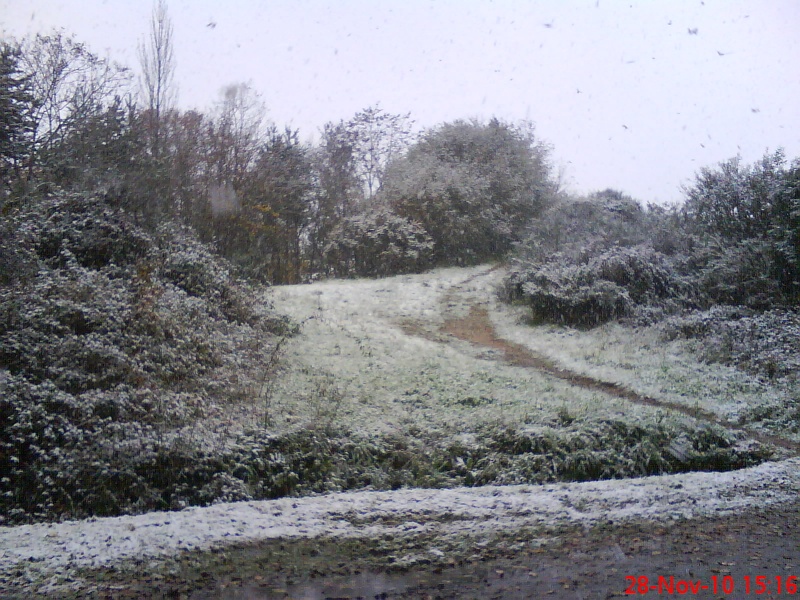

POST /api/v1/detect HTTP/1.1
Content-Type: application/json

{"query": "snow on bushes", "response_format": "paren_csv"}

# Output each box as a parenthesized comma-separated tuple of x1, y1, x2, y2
(502, 184, 799, 436)
(29, 192, 152, 271)
(323, 208, 434, 278)
(504, 188, 790, 328)
(661, 307, 800, 383)
(506, 243, 691, 327)
(503, 193, 698, 327)
(691, 237, 783, 309)
(503, 184, 798, 388)
(0, 191, 291, 524)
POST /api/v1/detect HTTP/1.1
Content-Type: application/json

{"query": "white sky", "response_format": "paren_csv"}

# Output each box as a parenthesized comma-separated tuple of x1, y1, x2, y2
(1, 0, 798, 204)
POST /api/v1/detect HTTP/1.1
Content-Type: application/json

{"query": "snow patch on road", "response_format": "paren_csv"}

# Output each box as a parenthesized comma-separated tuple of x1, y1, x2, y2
(2, 457, 799, 578)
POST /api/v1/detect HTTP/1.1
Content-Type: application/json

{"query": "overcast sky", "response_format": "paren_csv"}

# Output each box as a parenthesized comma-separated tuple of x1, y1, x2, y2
(1, 0, 798, 204)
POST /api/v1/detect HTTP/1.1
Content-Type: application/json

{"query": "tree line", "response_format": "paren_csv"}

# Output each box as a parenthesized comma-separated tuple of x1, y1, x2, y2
(0, 3, 557, 284)
(1, 2, 797, 303)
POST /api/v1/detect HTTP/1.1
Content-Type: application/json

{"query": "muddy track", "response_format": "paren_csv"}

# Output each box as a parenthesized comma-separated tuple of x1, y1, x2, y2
(434, 269, 800, 455)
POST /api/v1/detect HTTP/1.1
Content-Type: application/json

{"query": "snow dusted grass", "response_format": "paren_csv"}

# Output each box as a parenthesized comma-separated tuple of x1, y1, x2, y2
(269, 264, 789, 441)
(1, 263, 795, 591)
(486, 274, 789, 434)
(269, 265, 673, 438)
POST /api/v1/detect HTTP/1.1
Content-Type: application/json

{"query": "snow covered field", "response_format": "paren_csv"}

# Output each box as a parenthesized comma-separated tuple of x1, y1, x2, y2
(268, 264, 785, 437)
(267, 265, 664, 435)
(2, 264, 796, 589)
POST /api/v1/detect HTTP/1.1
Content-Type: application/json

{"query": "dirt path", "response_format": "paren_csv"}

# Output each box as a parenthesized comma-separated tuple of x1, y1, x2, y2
(441, 305, 800, 455)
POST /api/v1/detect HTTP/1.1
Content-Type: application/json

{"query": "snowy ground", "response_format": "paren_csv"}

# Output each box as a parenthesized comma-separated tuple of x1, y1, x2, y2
(3, 458, 799, 590)
(2, 264, 797, 589)
(266, 265, 674, 436)
(266, 263, 786, 438)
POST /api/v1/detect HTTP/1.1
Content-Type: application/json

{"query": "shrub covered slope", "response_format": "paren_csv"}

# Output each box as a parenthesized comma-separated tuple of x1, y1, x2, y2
(0, 191, 292, 524)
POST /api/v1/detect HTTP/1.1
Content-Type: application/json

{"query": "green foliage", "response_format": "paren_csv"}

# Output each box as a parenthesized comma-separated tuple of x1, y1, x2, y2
(684, 150, 800, 302)
(517, 190, 648, 262)
(29, 192, 151, 270)
(473, 419, 766, 483)
(0, 191, 290, 523)
(384, 118, 555, 265)
(4, 29, 566, 283)
(234, 127, 315, 283)
(43, 98, 144, 196)
(684, 151, 785, 242)
(0, 42, 33, 191)
(0, 209, 37, 286)
(306, 107, 415, 277)
(692, 237, 781, 308)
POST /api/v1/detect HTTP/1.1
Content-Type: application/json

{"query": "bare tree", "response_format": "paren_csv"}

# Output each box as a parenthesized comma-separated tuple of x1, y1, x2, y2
(138, 0, 176, 158)
(207, 82, 266, 187)
(19, 31, 131, 179)
(346, 105, 414, 199)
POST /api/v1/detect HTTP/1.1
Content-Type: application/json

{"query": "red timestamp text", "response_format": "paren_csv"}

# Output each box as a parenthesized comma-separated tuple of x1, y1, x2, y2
(625, 574, 798, 595)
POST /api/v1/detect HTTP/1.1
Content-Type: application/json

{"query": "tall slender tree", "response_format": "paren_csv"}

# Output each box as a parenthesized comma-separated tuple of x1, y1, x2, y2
(0, 42, 33, 192)
(207, 82, 265, 188)
(244, 127, 314, 282)
(138, 0, 176, 159)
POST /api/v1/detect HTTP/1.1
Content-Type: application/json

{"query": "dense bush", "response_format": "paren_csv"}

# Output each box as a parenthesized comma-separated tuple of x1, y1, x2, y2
(506, 245, 693, 327)
(683, 150, 800, 303)
(0, 191, 291, 523)
(504, 193, 701, 326)
(661, 306, 800, 382)
(383, 118, 556, 266)
(503, 168, 799, 406)
(1, 414, 764, 525)
(514, 190, 648, 263)
(506, 153, 800, 329)
(322, 207, 434, 278)
(15, 191, 152, 270)
(0, 213, 36, 286)
(689, 237, 782, 308)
